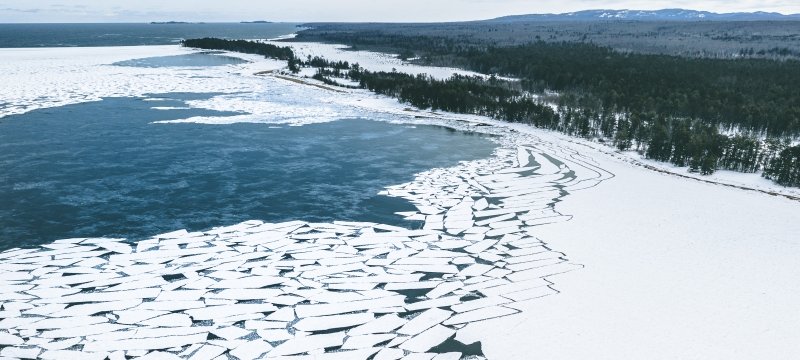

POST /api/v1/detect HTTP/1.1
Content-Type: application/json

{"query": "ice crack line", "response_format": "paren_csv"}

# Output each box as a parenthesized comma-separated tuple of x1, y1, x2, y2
(0, 123, 611, 360)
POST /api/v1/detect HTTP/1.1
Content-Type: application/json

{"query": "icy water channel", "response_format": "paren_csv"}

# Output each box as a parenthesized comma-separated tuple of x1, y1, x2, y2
(113, 52, 249, 68)
(0, 94, 497, 249)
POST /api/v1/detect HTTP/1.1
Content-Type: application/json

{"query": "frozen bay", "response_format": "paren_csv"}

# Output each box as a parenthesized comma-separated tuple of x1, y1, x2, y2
(0, 97, 496, 248)
(1, 27, 798, 360)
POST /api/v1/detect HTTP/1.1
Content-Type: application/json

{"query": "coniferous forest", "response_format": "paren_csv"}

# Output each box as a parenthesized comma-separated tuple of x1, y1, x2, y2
(183, 36, 800, 187)
(181, 38, 295, 61)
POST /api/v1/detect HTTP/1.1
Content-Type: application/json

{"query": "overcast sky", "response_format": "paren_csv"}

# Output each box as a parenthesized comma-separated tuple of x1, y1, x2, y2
(1, 0, 798, 23)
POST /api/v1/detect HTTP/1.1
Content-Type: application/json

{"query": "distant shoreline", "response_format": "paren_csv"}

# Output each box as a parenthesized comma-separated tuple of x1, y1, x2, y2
(149, 21, 206, 25)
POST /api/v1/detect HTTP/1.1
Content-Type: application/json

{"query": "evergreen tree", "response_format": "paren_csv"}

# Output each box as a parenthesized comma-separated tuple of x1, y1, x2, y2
(764, 146, 800, 186)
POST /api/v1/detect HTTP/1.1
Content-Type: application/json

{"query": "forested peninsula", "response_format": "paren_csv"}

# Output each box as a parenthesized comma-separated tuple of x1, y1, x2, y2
(182, 37, 800, 187)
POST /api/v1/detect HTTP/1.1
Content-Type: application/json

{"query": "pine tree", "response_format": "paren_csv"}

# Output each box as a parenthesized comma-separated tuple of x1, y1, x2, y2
(764, 146, 800, 186)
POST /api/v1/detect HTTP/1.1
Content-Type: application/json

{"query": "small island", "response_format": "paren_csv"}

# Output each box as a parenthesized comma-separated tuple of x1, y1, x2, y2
(241, 20, 273, 23)
(150, 21, 205, 24)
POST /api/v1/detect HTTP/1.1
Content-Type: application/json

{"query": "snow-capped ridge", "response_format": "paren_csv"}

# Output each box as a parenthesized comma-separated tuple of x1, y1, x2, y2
(489, 8, 800, 22)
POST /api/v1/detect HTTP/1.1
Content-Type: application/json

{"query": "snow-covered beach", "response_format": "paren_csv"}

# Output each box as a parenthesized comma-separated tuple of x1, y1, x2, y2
(1, 40, 799, 359)
(462, 127, 800, 359)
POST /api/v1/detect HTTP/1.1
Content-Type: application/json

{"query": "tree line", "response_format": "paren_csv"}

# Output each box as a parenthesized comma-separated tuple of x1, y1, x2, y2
(181, 38, 295, 61)
(295, 31, 800, 136)
(457, 42, 800, 137)
(344, 67, 799, 185)
(182, 37, 800, 187)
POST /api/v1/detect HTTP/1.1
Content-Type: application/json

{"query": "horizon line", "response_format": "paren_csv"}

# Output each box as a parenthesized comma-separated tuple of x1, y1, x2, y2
(2, 7, 800, 25)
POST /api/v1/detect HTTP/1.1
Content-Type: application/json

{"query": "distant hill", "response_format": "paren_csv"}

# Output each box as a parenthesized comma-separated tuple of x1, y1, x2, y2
(489, 9, 800, 22)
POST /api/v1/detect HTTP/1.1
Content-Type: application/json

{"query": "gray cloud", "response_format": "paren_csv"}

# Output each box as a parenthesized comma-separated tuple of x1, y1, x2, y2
(0, 7, 41, 13)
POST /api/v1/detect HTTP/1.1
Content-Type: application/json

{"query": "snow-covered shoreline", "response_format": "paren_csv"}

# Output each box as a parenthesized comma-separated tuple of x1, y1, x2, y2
(0, 41, 795, 199)
(1, 42, 614, 359)
(469, 134, 800, 360)
(1, 41, 799, 359)
(0, 91, 612, 359)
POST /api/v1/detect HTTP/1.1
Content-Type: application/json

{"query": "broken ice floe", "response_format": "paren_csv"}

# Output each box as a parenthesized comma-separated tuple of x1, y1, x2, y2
(0, 126, 612, 359)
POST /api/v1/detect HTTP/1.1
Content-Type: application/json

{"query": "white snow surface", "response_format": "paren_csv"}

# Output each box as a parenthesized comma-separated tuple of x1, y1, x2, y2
(628, 151, 800, 198)
(457, 126, 800, 360)
(1, 42, 799, 359)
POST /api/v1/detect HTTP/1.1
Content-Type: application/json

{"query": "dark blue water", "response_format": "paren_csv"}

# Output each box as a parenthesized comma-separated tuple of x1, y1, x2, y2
(0, 94, 495, 249)
(114, 52, 249, 67)
(0, 23, 299, 48)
